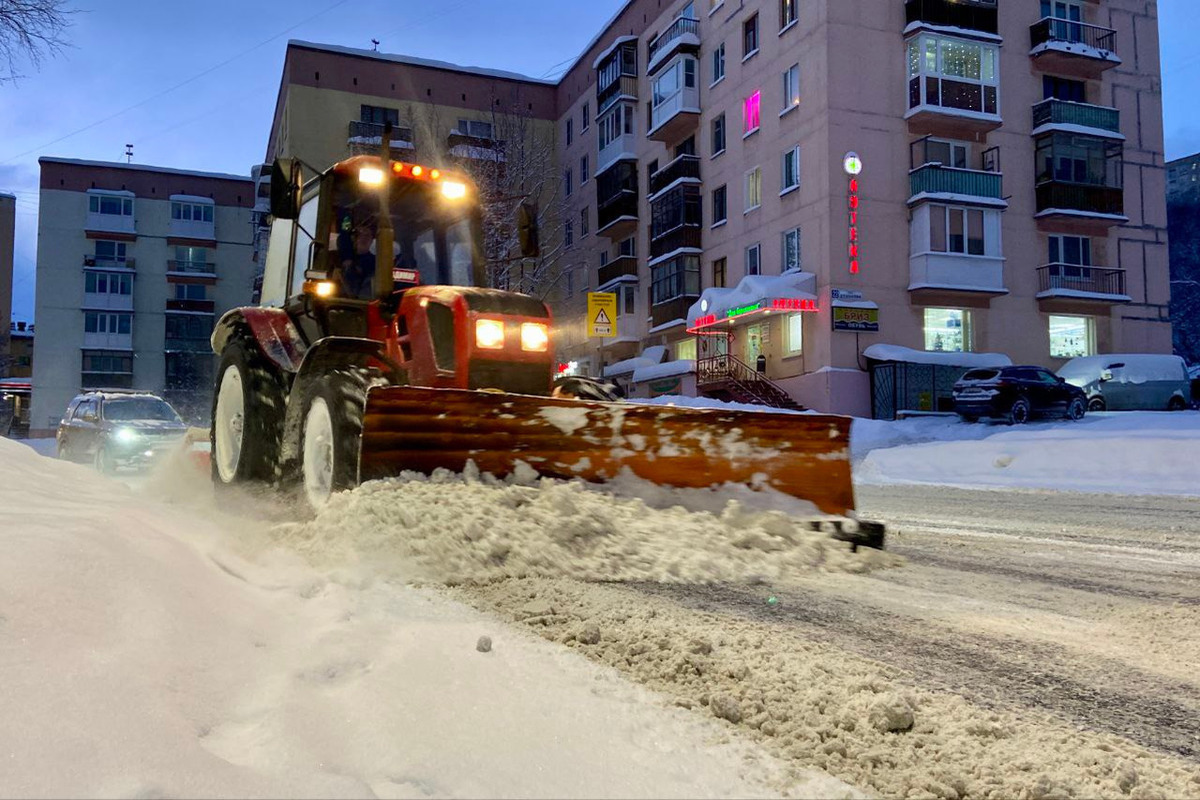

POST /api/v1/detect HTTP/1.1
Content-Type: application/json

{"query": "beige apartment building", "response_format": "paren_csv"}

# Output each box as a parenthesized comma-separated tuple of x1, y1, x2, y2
(30, 158, 257, 433)
(265, 0, 1170, 417)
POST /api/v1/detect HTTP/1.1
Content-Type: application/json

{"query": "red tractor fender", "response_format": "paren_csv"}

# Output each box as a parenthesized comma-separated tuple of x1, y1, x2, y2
(212, 307, 307, 374)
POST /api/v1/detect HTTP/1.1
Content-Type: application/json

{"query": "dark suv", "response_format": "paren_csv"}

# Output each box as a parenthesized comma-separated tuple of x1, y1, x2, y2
(56, 391, 189, 472)
(952, 366, 1088, 424)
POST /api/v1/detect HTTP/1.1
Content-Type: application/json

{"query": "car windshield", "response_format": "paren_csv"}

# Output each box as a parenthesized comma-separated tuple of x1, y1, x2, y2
(104, 397, 182, 422)
(961, 369, 1000, 381)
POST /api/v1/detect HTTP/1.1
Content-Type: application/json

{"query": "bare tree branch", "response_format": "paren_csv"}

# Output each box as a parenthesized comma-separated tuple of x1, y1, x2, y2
(0, 0, 74, 83)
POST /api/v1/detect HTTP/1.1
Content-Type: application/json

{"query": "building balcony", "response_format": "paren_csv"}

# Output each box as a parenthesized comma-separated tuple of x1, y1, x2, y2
(650, 295, 698, 330)
(649, 224, 702, 260)
(167, 260, 217, 276)
(446, 132, 506, 163)
(86, 212, 135, 237)
(904, 0, 998, 36)
(598, 255, 639, 287)
(1036, 264, 1130, 304)
(649, 154, 701, 199)
(1035, 182, 1126, 224)
(1031, 98, 1121, 139)
(597, 190, 639, 238)
(164, 337, 213, 353)
(169, 218, 215, 243)
(905, 79, 1001, 138)
(648, 86, 700, 142)
(598, 75, 638, 115)
(909, 253, 1007, 299)
(908, 164, 1005, 207)
(597, 130, 638, 175)
(83, 256, 135, 270)
(83, 332, 132, 350)
(647, 17, 700, 75)
(1029, 18, 1120, 79)
(167, 299, 216, 313)
(83, 292, 133, 312)
(347, 121, 415, 153)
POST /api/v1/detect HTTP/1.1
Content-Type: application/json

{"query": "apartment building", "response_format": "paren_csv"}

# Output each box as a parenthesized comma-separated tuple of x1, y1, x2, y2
(263, 0, 1170, 416)
(30, 158, 257, 433)
(1167, 151, 1200, 363)
(1, 192, 14, 376)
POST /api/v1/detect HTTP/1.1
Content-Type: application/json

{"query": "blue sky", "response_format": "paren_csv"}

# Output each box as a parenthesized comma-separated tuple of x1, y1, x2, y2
(3, 0, 1198, 321)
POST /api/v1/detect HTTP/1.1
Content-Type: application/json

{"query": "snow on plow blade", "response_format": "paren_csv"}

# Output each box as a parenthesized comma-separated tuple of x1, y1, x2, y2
(360, 387, 858, 518)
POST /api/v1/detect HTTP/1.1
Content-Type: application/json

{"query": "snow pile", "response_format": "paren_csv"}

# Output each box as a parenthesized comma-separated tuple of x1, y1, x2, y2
(862, 343, 1012, 368)
(0, 437, 851, 798)
(271, 468, 900, 586)
(859, 411, 1200, 495)
(464, 578, 1200, 800)
(686, 271, 817, 327)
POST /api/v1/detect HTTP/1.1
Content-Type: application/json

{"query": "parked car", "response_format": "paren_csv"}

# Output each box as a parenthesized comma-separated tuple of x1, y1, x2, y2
(1057, 354, 1192, 411)
(56, 391, 189, 473)
(952, 366, 1087, 424)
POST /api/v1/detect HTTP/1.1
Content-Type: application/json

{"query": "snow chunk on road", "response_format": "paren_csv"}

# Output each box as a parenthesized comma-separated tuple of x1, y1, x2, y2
(273, 469, 899, 585)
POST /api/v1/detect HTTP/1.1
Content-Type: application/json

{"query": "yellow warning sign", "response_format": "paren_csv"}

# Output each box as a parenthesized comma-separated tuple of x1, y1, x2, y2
(587, 292, 618, 338)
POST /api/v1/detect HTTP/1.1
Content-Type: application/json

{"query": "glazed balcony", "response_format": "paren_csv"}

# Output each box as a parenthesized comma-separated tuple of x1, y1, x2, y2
(1031, 98, 1121, 138)
(905, 0, 998, 36)
(598, 255, 638, 287)
(166, 299, 216, 313)
(649, 224, 702, 260)
(649, 295, 698, 330)
(1030, 17, 1120, 79)
(347, 121, 416, 153)
(648, 85, 700, 142)
(167, 259, 216, 276)
(1036, 264, 1129, 302)
(598, 75, 638, 115)
(647, 17, 700, 75)
(597, 191, 638, 238)
(1035, 182, 1125, 222)
(649, 154, 701, 198)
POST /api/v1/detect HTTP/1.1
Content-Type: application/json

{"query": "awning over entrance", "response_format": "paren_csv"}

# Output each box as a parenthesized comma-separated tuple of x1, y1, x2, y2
(686, 271, 819, 333)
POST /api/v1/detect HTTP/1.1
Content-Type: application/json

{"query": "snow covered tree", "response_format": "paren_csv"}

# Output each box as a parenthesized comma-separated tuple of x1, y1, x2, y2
(0, 0, 74, 83)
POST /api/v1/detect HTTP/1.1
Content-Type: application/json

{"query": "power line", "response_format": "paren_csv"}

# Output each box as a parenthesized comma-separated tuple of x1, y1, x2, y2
(0, 0, 353, 166)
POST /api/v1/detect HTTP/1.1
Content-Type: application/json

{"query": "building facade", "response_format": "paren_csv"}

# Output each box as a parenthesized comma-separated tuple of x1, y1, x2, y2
(263, 1, 1171, 416)
(1, 192, 14, 376)
(30, 158, 257, 433)
(1167, 151, 1200, 364)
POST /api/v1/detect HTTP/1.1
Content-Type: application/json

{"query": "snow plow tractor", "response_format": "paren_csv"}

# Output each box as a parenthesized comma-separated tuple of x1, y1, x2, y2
(208, 134, 882, 548)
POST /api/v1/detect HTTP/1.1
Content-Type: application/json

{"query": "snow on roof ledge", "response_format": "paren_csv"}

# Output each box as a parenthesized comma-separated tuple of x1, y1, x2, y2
(604, 346, 668, 378)
(631, 360, 695, 383)
(592, 36, 639, 69)
(688, 271, 817, 325)
(288, 40, 556, 85)
(863, 344, 1012, 369)
(40, 157, 251, 182)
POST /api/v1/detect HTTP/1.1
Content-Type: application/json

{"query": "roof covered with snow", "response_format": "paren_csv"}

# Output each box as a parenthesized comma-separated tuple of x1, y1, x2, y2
(288, 40, 557, 85)
(604, 346, 668, 378)
(39, 157, 252, 183)
(687, 271, 817, 326)
(863, 344, 1012, 369)
(631, 359, 695, 383)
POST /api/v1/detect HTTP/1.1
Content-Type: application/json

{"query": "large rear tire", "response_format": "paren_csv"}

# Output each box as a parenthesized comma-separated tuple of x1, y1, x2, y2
(211, 337, 286, 486)
(301, 371, 367, 510)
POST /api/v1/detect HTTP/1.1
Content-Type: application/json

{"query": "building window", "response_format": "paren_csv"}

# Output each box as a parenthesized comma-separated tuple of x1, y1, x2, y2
(744, 166, 762, 211)
(782, 63, 800, 111)
(565, 168, 573, 197)
(567, 118, 574, 146)
(457, 119, 494, 139)
(174, 283, 208, 301)
(928, 205, 992, 256)
(173, 246, 209, 271)
(712, 184, 728, 225)
(651, 56, 698, 123)
(82, 351, 133, 382)
(650, 184, 702, 241)
(1049, 315, 1095, 358)
(84, 311, 132, 334)
(781, 146, 800, 193)
(620, 236, 636, 257)
(712, 256, 727, 288)
(89, 194, 133, 217)
(598, 104, 634, 152)
(84, 272, 132, 295)
(1043, 75, 1086, 102)
(650, 254, 701, 304)
(907, 34, 999, 116)
(743, 91, 761, 135)
(711, 42, 725, 84)
(745, 243, 761, 275)
(581, 155, 589, 184)
(743, 13, 759, 59)
(582, 102, 590, 131)
(923, 308, 971, 352)
(676, 338, 698, 361)
(361, 104, 399, 125)
(565, 220, 574, 247)
(171, 201, 214, 223)
(711, 113, 726, 156)
(165, 314, 212, 343)
(780, 0, 797, 30)
(1035, 133, 1123, 188)
(1048, 234, 1092, 265)
(786, 313, 803, 354)
(580, 207, 589, 237)
(94, 240, 127, 264)
(622, 283, 636, 317)
(782, 226, 801, 271)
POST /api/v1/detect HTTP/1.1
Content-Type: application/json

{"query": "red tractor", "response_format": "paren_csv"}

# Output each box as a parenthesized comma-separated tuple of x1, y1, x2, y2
(209, 140, 874, 541)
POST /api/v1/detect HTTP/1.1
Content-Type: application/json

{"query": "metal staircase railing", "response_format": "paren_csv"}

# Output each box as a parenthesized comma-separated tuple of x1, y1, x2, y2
(696, 355, 803, 410)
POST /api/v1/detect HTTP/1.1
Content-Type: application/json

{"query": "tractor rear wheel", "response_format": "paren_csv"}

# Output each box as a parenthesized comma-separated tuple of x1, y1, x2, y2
(212, 337, 286, 486)
(301, 370, 368, 510)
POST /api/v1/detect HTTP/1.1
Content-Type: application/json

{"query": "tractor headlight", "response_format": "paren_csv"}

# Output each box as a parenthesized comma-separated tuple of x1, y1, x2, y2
(520, 323, 549, 352)
(358, 166, 385, 186)
(475, 319, 506, 350)
(441, 180, 468, 200)
(114, 427, 140, 445)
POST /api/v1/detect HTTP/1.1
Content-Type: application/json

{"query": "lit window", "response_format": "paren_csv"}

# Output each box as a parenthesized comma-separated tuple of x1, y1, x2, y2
(923, 308, 971, 352)
(676, 338, 698, 361)
(781, 64, 800, 111)
(744, 166, 762, 211)
(782, 146, 800, 192)
(1049, 315, 1095, 358)
(745, 243, 761, 275)
(786, 313, 803, 354)
(743, 91, 761, 135)
(780, 0, 797, 30)
(906, 34, 999, 116)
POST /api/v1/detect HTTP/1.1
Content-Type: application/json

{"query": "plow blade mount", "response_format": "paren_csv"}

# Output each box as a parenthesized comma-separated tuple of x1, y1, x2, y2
(360, 387, 858, 518)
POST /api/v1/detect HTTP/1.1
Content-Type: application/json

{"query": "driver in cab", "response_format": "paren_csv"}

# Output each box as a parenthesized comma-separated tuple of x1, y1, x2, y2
(335, 213, 378, 300)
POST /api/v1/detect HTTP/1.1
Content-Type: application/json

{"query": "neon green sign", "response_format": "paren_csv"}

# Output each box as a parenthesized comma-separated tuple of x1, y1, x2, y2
(726, 302, 763, 318)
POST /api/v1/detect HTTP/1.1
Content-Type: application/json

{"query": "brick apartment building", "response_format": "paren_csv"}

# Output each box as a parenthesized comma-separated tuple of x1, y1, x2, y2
(30, 158, 257, 432)
(264, 0, 1171, 416)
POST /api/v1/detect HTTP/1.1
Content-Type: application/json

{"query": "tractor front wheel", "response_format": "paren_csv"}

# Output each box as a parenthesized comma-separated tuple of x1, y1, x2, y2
(212, 338, 286, 486)
(301, 371, 367, 511)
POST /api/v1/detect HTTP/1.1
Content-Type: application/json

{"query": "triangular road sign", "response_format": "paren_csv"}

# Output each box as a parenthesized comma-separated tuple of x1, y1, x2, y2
(594, 308, 612, 325)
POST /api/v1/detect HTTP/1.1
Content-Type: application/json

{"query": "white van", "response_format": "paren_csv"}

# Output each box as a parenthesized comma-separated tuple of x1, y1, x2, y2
(1057, 354, 1192, 411)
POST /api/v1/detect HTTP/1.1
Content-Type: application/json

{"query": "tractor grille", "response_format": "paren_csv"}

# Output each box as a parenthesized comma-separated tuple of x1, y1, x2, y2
(468, 361, 551, 395)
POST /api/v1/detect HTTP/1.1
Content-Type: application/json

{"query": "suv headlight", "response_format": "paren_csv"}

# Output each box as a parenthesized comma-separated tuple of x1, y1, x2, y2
(114, 427, 140, 444)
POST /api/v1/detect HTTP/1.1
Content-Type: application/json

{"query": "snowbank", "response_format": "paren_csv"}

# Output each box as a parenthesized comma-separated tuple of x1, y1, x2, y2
(858, 411, 1200, 496)
(631, 358, 694, 382)
(862, 344, 1012, 368)
(0, 438, 852, 798)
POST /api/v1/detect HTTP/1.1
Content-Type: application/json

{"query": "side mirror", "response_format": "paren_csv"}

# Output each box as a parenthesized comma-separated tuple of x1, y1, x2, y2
(518, 200, 540, 259)
(1100, 370, 1113, 382)
(270, 158, 302, 220)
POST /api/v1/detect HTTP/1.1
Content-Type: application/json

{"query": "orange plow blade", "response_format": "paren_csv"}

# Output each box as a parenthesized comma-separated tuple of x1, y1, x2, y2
(360, 387, 857, 517)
